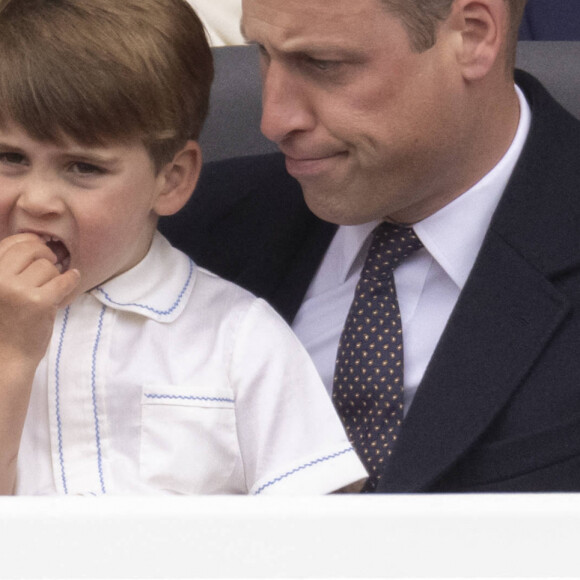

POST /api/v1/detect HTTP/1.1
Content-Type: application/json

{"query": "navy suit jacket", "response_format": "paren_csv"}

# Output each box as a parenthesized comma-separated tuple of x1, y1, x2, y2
(160, 70, 580, 492)
(519, 0, 580, 40)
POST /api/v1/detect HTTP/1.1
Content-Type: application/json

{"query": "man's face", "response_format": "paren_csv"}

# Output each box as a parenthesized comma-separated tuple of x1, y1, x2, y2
(0, 122, 165, 300)
(242, 0, 468, 225)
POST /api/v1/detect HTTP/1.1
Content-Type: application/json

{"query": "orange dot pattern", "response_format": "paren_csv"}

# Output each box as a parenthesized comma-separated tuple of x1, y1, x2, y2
(333, 223, 422, 482)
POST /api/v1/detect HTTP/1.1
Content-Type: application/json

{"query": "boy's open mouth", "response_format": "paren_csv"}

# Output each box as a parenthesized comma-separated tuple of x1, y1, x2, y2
(41, 235, 71, 273)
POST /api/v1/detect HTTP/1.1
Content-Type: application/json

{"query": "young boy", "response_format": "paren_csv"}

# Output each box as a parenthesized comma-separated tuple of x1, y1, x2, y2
(0, 0, 366, 495)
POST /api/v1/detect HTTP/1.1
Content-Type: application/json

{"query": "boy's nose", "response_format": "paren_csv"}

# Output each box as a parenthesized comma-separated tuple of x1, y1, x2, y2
(260, 62, 316, 145)
(16, 178, 65, 218)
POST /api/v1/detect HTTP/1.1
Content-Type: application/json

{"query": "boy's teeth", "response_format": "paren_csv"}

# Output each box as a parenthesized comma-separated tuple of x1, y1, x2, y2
(39, 234, 58, 245)
(44, 237, 71, 273)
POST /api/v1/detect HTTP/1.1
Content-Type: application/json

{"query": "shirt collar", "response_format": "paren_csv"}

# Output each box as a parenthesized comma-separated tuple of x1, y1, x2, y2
(414, 85, 531, 289)
(336, 221, 381, 281)
(335, 84, 531, 289)
(90, 231, 196, 323)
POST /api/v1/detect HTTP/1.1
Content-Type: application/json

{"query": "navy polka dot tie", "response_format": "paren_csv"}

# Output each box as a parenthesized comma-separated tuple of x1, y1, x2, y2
(333, 222, 423, 486)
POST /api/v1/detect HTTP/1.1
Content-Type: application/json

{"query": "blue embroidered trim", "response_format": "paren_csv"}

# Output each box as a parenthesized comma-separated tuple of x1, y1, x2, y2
(144, 393, 235, 404)
(91, 305, 107, 495)
(94, 258, 194, 317)
(254, 447, 356, 495)
(55, 307, 70, 495)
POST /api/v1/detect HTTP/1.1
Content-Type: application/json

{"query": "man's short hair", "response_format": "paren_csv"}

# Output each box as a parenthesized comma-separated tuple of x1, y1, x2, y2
(382, 0, 527, 68)
(0, 0, 214, 171)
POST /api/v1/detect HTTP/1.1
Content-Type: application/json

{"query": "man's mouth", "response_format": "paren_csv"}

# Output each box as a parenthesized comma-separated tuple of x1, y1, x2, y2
(40, 235, 71, 273)
(282, 151, 349, 178)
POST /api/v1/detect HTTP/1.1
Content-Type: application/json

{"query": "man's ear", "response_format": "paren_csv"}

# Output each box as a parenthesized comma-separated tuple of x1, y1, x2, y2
(153, 140, 202, 217)
(451, 0, 507, 81)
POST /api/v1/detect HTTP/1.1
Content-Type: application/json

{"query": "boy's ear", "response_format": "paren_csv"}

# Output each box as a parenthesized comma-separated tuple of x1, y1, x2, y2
(153, 140, 202, 217)
(451, 0, 507, 81)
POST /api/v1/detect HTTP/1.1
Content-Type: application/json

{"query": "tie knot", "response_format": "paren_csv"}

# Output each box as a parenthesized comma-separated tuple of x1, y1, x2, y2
(362, 222, 422, 280)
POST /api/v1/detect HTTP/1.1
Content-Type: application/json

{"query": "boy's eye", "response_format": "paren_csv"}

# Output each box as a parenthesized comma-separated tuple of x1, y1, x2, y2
(69, 161, 105, 175)
(0, 152, 26, 165)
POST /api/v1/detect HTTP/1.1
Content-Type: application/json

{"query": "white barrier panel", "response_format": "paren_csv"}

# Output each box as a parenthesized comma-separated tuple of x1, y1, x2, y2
(1, 494, 579, 579)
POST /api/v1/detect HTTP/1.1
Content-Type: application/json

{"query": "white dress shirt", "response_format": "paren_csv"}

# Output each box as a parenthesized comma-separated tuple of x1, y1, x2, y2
(16, 233, 366, 495)
(293, 86, 531, 413)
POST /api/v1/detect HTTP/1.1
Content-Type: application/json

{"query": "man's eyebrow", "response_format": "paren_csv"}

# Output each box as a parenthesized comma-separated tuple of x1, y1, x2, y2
(271, 44, 364, 62)
(237, 23, 361, 58)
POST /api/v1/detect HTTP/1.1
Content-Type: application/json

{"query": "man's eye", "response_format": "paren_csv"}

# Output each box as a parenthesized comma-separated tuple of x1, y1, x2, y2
(312, 59, 332, 70)
(305, 56, 338, 72)
(256, 43, 271, 63)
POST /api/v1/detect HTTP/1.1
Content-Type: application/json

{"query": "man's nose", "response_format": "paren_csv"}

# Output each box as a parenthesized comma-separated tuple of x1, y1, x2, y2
(260, 62, 316, 144)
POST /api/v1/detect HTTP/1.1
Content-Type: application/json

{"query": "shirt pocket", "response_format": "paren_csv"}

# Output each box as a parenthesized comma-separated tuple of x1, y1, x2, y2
(140, 383, 243, 494)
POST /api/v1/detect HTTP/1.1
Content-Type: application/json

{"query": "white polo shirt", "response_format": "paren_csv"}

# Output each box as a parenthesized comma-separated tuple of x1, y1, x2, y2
(16, 233, 366, 495)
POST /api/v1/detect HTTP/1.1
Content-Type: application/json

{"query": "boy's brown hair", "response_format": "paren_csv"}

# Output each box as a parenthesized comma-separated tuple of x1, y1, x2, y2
(0, 0, 214, 171)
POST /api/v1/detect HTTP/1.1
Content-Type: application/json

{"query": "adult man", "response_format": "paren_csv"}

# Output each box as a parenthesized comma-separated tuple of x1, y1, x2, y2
(160, 0, 580, 492)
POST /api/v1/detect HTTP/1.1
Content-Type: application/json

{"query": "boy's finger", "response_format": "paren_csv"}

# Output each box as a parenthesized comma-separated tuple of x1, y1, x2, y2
(0, 233, 46, 257)
(18, 258, 65, 288)
(41, 269, 81, 307)
(0, 240, 58, 275)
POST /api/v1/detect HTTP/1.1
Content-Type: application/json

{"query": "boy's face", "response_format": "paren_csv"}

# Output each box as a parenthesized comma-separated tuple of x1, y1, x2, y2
(0, 122, 166, 298)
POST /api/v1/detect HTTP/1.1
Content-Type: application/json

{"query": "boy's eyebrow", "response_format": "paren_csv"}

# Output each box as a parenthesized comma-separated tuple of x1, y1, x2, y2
(0, 141, 25, 152)
(0, 140, 120, 165)
(60, 148, 121, 166)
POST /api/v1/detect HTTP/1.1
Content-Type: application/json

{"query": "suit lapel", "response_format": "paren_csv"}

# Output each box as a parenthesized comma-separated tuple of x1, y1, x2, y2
(270, 219, 337, 323)
(233, 207, 337, 324)
(377, 230, 571, 492)
(378, 70, 580, 492)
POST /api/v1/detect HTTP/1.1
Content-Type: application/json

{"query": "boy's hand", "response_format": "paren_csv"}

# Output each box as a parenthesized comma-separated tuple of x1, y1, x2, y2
(0, 233, 80, 365)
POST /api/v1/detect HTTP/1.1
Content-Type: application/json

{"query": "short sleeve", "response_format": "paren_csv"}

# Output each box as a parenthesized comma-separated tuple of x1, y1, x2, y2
(229, 299, 367, 494)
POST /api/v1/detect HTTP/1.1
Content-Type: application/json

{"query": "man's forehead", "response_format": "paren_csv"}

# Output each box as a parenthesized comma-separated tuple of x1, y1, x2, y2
(241, 0, 384, 45)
